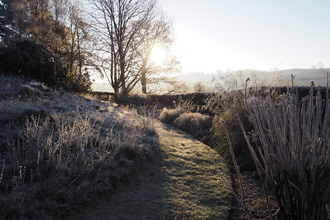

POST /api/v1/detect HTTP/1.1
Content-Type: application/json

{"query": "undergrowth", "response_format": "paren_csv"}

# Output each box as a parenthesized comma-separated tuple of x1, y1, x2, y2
(0, 75, 158, 219)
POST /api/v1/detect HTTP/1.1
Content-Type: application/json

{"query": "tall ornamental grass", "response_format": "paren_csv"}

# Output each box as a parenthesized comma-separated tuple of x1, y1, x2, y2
(238, 76, 330, 220)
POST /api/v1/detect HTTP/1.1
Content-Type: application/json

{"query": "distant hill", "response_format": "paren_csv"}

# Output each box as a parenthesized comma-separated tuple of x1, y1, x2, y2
(92, 68, 330, 92)
(272, 68, 330, 86)
(177, 68, 330, 89)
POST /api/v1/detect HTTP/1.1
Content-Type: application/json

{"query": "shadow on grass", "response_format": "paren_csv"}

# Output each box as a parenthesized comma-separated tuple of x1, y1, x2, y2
(64, 122, 231, 220)
(62, 131, 167, 220)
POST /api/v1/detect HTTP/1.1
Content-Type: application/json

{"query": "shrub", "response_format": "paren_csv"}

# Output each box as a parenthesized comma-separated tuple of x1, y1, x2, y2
(115, 93, 153, 106)
(172, 112, 213, 143)
(0, 40, 91, 92)
(159, 107, 186, 124)
(174, 112, 212, 132)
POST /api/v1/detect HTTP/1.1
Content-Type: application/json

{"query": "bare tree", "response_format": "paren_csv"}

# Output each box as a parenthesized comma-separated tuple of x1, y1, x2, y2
(65, 1, 94, 76)
(136, 13, 180, 94)
(89, 0, 179, 98)
(193, 81, 206, 93)
(317, 62, 325, 69)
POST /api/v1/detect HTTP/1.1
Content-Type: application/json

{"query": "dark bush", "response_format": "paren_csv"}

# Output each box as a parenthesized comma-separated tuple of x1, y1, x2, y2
(116, 94, 153, 106)
(0, 40, 91, 92)
(149, 93, 214, 111)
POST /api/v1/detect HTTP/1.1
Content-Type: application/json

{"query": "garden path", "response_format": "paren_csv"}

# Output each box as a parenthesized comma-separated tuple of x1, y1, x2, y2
(64, 122, 231, 220)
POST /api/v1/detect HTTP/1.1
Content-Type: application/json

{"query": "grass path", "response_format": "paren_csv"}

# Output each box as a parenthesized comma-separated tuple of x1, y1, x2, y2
(64, 122, 231, 220)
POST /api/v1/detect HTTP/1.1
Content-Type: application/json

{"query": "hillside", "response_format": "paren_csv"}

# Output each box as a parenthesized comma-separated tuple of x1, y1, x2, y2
(177, 68, 330, 88)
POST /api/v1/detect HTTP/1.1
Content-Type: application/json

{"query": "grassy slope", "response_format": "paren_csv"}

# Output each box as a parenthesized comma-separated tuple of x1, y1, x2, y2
(0, 75, 157, 219)
(65, 122, 231, 220)
(0, 75, 232, 219)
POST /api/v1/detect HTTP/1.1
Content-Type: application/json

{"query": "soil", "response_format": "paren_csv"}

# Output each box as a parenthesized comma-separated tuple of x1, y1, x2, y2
(63, 122, 232, 220)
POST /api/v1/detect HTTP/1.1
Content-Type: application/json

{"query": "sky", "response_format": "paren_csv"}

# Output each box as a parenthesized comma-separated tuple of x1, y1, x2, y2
(157, 0, 330, 74)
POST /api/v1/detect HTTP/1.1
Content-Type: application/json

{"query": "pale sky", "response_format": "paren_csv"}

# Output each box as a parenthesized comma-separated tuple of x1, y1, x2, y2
(158, 0, 330, 73)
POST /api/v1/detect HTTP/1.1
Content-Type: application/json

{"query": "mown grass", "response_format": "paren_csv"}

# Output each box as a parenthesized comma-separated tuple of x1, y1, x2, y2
(155, 123, 231, 219)
(0, 75, 158, 219)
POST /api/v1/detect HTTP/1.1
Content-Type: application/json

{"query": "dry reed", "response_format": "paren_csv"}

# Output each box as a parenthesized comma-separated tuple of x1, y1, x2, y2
(238, 75, 330, 220)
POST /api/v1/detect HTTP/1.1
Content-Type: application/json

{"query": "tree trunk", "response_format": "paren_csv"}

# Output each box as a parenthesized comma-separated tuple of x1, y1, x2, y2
(120, 67, 127, 96)
(141, 70, 147, 94)
(114, 87, 119, 101)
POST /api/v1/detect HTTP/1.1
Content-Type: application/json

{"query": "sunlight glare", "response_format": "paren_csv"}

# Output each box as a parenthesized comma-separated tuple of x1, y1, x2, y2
(150, 47, 166, 65)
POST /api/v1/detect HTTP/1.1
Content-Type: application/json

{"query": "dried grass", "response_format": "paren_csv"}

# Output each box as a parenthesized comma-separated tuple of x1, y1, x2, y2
(159, 107, 186, 124)
(0, 75, 158, 219)
(238, 75, 330, 219)
(174, 112, 213, 133)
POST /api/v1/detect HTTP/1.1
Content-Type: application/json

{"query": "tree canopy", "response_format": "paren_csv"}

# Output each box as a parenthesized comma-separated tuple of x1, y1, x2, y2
(0, 0, 180, 95)
(89, 0, 180, 98)
(0, 0, 93, 92)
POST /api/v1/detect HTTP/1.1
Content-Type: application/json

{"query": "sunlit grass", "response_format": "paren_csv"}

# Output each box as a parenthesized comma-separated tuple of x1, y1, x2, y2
(155, 123, 231, 219)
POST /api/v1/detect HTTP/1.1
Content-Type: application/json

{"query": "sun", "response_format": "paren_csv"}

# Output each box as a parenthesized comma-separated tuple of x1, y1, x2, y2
(150, 46, 166, 65)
